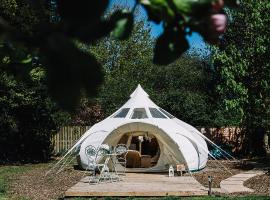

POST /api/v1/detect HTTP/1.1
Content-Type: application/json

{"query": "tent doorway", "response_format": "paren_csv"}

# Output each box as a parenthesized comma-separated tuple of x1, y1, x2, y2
(117, 132, 160, 168)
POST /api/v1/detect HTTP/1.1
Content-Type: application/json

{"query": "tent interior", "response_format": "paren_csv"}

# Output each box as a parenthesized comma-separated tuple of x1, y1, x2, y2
(117, 131, 161, 168)
(100, 121, 189, 172)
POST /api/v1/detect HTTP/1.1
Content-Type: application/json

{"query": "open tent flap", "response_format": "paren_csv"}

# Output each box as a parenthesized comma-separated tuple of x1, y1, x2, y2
(86, 122, 191, 172)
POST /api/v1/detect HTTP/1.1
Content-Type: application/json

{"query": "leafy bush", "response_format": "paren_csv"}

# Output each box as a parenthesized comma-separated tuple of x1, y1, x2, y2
(0, 53, 70, 163)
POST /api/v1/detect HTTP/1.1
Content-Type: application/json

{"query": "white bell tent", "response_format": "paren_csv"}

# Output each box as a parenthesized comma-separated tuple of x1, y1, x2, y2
(73, 84, 210, 172)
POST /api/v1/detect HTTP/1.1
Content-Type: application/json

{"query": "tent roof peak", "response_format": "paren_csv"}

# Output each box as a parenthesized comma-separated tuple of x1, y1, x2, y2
(130, 84, 149, 98)
(120, 84, 158, 109)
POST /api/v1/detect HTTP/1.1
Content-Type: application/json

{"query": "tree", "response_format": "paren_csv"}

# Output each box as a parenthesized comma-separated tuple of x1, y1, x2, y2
(70, 98, 104, 126)
(0, 0, 238, 163)
(0, 1, 72, 162)
(0, 44, 70, 162)
(90, 19, 234, 127)
(213, 0, 270, 156)
(91, 20, 154, 116)
(0, 0, 237, 110)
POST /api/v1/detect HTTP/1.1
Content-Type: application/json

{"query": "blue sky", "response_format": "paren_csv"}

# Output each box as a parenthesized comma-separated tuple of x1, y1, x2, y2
(109, 0, 209, 53)
(150, 22, 208, 51)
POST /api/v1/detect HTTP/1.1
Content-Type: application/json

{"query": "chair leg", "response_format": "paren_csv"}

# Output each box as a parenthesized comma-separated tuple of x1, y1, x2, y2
(89, 169, 100, 184)
(89, 172, 96, 184)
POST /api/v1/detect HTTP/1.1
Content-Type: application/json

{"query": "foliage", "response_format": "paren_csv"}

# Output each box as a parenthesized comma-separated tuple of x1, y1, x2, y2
(0, 0, 239, 163)
(89, 21, 158, 113)
(140, 0, 238, 65)
(212, 0, 270, 155)
(0, 44, 70, 163)
(70, 98, 104, 126)
(88, 20, 235, 127)
(0, 0, 238, 110)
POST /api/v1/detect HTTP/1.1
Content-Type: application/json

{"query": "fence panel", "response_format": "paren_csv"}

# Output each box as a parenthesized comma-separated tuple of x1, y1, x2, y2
(51, 126, 91, 155)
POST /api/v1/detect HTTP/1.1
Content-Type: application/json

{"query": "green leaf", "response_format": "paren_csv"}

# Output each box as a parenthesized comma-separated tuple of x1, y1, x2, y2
(172, 0, 194, 14)
(20, 57, 32, 64)
(172, 0, 212, 17)
(224, 0, 240, 8)
(58, 0, 108, 25)
(43, 34, 103, 111)
(140, 0, 175, 23)
(111, 11, 134, 40)
(69, 20, 115, 44)
(153, 27, 189, 65)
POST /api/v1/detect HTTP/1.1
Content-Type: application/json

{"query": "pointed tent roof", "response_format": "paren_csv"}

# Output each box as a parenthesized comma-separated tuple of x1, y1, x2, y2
(130, 84, 149, 98)
(120, 84, 159, 109)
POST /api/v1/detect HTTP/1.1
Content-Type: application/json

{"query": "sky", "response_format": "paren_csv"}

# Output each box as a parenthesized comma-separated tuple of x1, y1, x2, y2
(109, 0, 210, 54)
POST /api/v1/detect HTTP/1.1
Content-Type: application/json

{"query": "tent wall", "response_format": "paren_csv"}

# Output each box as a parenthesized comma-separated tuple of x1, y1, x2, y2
(78, 122, 207, 172)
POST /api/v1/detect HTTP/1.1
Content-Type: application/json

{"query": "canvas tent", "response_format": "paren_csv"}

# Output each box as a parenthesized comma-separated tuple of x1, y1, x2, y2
(75, 84, 209, 172)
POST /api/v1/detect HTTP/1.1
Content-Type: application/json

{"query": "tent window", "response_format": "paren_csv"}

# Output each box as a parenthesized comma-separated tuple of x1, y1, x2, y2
(149, 108, 167, 118)
(131, 108, 148, 119)
(114, 108, 130, 118)
(159, 108, 174, 119)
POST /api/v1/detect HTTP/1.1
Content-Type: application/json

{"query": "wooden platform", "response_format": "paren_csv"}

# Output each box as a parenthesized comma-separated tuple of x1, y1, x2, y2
(65, 173, 208, 197)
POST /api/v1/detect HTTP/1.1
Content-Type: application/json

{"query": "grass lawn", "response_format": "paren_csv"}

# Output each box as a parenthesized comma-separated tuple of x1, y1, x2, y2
(70, 197, 270, 200)
(0, 162, 84, 200)
(0, 165, 32, 200)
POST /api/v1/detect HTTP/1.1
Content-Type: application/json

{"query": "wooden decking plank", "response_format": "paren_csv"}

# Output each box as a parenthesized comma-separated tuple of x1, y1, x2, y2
(65, 191, 207, 197)
(65, 173, 208, 197)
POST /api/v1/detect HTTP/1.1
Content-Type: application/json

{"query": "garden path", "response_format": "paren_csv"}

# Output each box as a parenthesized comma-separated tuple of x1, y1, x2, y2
(220, 170, 264, 193)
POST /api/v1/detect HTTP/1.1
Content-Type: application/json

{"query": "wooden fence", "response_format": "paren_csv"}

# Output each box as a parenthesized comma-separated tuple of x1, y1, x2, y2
(51, 126, 91, 155)
(200, 127, 244, 152)
(51, 126, 243, 155)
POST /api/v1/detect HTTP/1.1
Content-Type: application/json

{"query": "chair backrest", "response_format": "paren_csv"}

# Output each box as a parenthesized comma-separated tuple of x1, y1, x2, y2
(85, 145, 96, 157)
(95, 144, 110, 163)
(85, 145, 97, 170)
(96, 144, 110, 156)
(115, 144, 128, 155)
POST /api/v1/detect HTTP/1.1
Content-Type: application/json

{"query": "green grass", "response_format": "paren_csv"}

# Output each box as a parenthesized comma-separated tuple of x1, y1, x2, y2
(70, 197, 270, 200)
(0, 165, 30, 200)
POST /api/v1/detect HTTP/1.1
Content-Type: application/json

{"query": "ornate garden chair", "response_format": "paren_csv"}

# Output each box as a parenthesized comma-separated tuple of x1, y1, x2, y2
(114, 144, 128, 175)
(85, 145, 98, 184)
(95, 144, 112, 183)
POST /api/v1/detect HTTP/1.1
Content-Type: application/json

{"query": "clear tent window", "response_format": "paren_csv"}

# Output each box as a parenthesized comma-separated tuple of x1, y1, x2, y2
(114, 108, 130, 118)
(131, 108, 148, 119)
(159, 108, 175, 119)
(149, 108, 167, 118)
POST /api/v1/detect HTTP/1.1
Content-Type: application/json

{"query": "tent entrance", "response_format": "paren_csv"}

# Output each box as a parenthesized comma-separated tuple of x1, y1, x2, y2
(117, 132, 160, 168)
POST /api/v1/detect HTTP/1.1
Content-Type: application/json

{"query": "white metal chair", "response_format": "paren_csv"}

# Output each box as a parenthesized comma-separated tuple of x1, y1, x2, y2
(97, 156, 112, 182)
(114, 144, 128, 175)
(95, 144, 113, 183)
(85, 145, 99, 184)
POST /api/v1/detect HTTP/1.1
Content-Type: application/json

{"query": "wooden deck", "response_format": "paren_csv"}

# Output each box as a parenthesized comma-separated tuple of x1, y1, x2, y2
(65, 173, 208, 197)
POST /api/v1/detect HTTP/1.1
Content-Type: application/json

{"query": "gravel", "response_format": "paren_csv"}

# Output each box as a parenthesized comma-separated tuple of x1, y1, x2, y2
(192, 160, 253, 188)
(6, 159, 269, 199)
(8, 162, 86, 200)
(245, 172, 270, 195)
